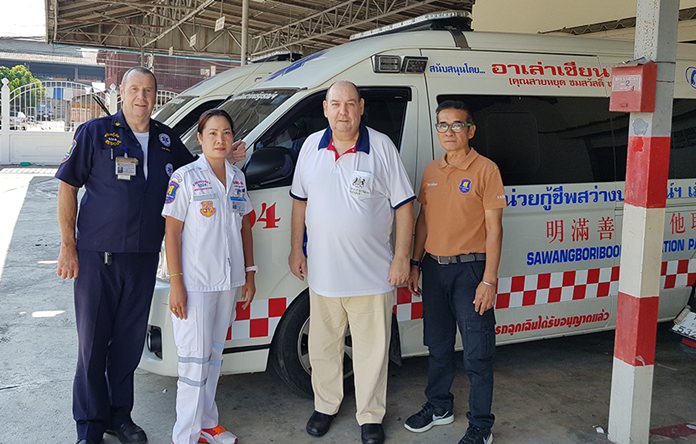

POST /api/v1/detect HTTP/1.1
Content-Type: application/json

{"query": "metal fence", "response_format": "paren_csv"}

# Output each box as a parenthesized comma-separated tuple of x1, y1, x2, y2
(1, 79, 178, 132)
(1, 78, 179, 164)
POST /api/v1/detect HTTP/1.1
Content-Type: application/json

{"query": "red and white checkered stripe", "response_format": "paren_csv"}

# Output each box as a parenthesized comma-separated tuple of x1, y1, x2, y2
(226, 297, 287, 340)
(222, 259, 696, 339)
(391, 258, 696, 321)
(394, 287, 423, 322)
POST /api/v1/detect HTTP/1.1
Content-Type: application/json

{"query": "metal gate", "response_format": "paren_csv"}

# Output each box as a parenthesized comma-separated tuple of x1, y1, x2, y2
(8, 81, 177, 131)
(7, 80, 114, 131)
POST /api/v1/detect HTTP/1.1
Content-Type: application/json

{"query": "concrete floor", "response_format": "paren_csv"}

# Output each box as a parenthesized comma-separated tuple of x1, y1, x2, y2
(0, 170, 695, 444)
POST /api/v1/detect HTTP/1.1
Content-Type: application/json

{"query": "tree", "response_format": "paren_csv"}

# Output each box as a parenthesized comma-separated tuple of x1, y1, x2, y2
(0, 65, 45, 105)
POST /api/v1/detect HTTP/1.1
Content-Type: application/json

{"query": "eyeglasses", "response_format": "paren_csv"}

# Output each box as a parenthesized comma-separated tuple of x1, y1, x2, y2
(435, 121, 473, 133)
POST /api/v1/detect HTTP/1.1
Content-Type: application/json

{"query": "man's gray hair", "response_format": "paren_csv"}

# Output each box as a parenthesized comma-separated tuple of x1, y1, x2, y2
(121, 66, 158, 91)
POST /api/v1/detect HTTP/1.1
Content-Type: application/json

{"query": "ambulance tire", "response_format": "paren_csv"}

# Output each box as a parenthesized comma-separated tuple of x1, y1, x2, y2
(270, 291, 354, 399)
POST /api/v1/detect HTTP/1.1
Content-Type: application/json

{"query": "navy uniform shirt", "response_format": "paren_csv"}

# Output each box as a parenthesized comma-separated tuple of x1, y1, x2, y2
(56, 110, 196, 253)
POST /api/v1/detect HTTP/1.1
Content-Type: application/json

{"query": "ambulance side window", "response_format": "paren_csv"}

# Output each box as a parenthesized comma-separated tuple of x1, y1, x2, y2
(171, 99, 223, 136)
(247, 88, 410, 189)
(255, 92, 327, 160)
(438, 95, 618, 185)
(612, 99, 696, 180)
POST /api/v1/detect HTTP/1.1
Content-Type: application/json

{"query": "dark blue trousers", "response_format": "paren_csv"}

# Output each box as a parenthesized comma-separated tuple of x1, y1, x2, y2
(421, 254, 496, 430)
(73, 250, 159, 442)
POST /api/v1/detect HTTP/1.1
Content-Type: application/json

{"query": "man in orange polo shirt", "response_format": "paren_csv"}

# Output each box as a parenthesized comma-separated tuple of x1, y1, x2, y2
(405, 100, 506, 444)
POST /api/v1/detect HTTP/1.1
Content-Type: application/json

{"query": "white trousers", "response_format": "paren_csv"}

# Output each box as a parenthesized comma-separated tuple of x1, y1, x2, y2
(171, 289, 238, 444)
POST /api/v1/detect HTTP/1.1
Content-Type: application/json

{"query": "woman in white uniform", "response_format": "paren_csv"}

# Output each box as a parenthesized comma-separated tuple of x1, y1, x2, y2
(162, 109, 255, 444)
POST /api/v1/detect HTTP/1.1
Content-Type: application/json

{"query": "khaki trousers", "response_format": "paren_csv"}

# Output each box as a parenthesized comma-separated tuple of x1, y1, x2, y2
(308, 288, 394, 425)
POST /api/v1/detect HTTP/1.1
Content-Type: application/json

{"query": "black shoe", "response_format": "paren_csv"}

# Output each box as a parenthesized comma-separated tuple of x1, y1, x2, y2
(361, 423, 384, 444)
(404, 402, 454, 432)
(306, 411, 336, 437)
(76, 440, 101, 444)
(459, 424, 492, 444)
(105, 419, 147, 444)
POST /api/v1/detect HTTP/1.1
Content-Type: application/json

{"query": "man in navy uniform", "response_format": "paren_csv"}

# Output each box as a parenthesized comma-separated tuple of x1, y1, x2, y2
(56, 67, 244, 444)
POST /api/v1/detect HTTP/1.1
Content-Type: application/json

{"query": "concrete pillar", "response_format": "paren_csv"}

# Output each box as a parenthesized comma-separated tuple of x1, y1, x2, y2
(241, 0, 249, 65)
(1, 78, 10, 164)
(607, 1, 679, 443)
(108, 84, 118, 115)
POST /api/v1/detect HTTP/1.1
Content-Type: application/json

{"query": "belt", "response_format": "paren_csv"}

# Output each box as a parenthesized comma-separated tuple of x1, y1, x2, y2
(428, 253, 486, 265)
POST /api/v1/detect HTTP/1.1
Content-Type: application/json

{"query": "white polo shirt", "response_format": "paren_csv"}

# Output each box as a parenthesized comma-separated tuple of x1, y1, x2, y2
(162, 156, 252, 292)
(290, 125, 415, 297)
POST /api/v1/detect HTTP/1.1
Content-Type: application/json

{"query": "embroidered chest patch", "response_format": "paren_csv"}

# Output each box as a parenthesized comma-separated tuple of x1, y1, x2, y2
(200, 200, 216, 217)
(459, 179, 472, 193)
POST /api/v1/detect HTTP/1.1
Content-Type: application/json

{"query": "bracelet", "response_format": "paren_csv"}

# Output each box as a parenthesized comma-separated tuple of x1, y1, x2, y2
(481, 280, 496, 288)
(245, 265, 258, 273)
(410, 258, 421, 268)
(170, 272, 183, 278)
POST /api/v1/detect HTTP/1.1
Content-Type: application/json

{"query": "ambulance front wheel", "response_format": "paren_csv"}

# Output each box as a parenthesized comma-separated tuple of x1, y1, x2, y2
(270, 291, 354, 398)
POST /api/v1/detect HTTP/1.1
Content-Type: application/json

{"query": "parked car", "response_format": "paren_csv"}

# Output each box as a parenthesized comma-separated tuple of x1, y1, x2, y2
(8, 110, 27, 130)
(36, 103, 54, 121)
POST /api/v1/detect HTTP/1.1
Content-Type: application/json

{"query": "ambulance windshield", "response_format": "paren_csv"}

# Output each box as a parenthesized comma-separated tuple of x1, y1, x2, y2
(181, 89, 296, 154)
(153, 95, 195, 123)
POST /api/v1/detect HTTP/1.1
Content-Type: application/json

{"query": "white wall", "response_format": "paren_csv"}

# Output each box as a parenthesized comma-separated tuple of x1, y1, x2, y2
(473, 0, 696, 34)
(6, 131, 73, 165)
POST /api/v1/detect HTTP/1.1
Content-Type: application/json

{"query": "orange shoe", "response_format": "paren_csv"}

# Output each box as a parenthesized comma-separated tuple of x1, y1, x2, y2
(199, 425, 238, 444)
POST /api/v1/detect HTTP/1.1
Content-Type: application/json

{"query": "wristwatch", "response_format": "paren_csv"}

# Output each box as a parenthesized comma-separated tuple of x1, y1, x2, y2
(410, 258, 421, 268)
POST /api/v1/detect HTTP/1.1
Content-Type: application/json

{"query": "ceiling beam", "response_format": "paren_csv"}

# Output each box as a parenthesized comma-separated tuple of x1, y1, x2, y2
(143, 0, 217, 48)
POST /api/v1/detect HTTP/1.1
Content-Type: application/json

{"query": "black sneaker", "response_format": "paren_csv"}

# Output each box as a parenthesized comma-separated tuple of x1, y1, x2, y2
(404, 402, 454, 433)
(459, 424, 493, 444)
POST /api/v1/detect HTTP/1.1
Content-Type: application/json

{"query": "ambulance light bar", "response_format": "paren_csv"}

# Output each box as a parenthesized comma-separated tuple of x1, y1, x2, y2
(402, 56, 428, 73)
(249, 50, 303, 63)
(373, 55, 401, 73)
(372, 55, 429, 74)
(350, 10, 472, 41)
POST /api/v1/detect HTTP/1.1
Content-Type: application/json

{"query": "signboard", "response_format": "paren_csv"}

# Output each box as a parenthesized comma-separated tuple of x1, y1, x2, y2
(215, 16, 225, 32)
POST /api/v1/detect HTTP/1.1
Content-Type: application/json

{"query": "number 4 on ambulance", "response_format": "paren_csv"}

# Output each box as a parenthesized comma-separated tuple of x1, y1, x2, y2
(672, 306, 696, 341)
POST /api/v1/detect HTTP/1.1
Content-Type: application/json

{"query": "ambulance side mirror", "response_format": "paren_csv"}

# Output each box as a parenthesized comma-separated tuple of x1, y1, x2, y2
(243, 146, 295, 190)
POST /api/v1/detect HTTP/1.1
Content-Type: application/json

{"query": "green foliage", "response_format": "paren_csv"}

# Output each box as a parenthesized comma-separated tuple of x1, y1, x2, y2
(0, 65, 45, 103)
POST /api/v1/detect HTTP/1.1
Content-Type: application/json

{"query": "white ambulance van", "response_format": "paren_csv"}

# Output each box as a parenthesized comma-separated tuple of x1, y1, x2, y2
(140, 13, 696, 397)
(151, 58, 294, 136)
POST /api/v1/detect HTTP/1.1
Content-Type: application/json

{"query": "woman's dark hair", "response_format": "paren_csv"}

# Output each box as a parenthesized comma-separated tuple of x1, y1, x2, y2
(197, 109, 235, 134)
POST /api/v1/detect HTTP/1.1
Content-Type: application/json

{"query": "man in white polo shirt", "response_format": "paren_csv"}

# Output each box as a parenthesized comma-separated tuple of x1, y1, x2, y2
(289, 81, 415, 444)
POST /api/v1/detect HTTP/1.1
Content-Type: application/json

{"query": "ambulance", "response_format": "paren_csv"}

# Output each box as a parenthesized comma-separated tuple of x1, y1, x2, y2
(151, 55, 296, 136)
(140, 11, 696, 397)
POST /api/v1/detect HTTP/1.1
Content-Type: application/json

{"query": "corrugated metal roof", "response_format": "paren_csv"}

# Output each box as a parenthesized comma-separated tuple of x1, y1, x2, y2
(46, 0, 474, 60)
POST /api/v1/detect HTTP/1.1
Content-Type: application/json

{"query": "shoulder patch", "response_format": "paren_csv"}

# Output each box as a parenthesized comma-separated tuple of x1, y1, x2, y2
(165, 180, 179, 204)
(62, 139, 77, 163)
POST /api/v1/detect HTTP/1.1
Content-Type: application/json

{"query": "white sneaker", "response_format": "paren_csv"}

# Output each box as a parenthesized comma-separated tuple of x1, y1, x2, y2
(199, 425, 238, 444)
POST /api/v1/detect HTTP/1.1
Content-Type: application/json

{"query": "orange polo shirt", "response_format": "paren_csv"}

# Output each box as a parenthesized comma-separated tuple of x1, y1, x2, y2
(418, 148, 506, 256)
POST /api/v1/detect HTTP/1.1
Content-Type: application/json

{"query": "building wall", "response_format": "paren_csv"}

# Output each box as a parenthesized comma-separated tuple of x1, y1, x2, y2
(99, 52, 238, 92)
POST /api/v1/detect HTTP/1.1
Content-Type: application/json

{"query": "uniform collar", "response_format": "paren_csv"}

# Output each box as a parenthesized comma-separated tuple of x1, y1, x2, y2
(113, 110, 159, 134)
(439, 147, 479, 170)
(195, 155, 237, 191)
(318, 125, 370, 154)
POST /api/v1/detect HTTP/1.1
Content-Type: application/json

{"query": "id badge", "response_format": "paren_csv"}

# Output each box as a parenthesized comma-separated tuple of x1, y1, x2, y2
(229, 193, 247, 214)
(115, 156, 138, 181)
(349, 170, 373, 199)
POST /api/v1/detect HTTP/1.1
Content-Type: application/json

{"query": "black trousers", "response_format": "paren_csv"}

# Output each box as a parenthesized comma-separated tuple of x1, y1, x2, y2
(421, 254, 496, 430)
(72, 250, 159, 442)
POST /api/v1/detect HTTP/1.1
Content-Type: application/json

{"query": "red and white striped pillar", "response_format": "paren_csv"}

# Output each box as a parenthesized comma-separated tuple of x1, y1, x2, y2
(608, 1, 679, 443)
